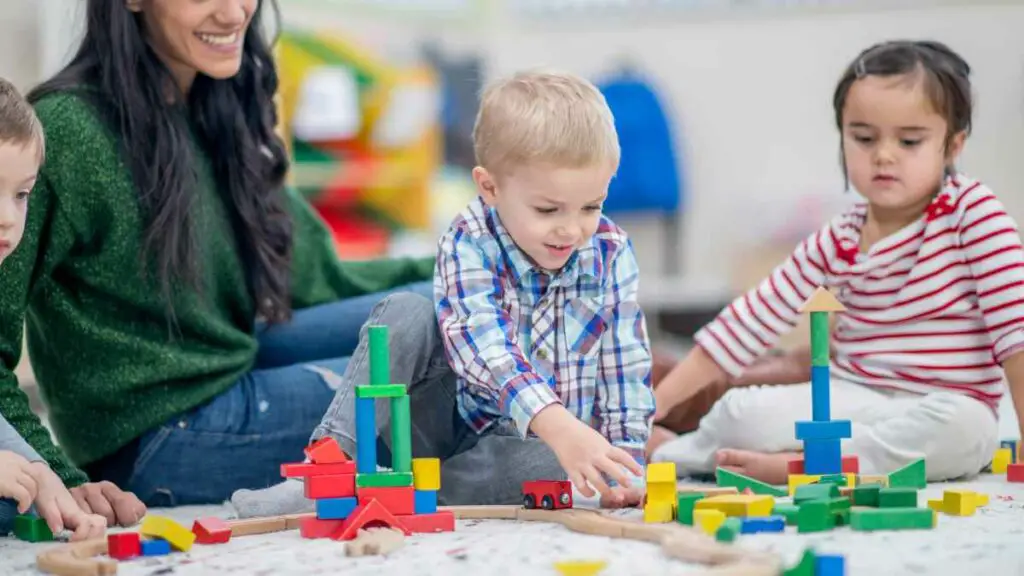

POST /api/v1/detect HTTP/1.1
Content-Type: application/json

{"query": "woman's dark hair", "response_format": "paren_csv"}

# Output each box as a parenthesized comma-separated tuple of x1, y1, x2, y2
(28, 0, 294, 327)
(832, 40, 973, 177)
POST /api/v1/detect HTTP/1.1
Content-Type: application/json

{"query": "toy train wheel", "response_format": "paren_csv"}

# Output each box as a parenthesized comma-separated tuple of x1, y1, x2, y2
(559, 493, 570, 506)
(541, 495, 555, 510)
(523, 494, 536, 509)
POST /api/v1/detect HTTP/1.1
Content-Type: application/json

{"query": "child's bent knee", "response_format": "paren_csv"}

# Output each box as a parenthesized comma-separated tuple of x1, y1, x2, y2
(373, 292, 435, 323)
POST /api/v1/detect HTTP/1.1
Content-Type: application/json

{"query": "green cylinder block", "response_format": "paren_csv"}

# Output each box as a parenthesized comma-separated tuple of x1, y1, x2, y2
(810, 312, 830, 366)
(390, 395, 411, 473)
(368, 325, 389, 385)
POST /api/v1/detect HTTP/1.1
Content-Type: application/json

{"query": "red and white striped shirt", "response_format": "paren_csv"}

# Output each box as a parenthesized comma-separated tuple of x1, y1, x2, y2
(696, 174, 1024, 410)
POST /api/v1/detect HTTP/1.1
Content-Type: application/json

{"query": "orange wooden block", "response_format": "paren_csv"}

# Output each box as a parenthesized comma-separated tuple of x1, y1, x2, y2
(398, 511, 455, 533)
(356, 486, 415, 516)
(304, 473, 356, 499)
(332, 499, 410, 541)
(304, 437, 350, 464)
(1008, 463, 1024, 483)
(281, 461, 355, 478)
(192, 517, 231, 544)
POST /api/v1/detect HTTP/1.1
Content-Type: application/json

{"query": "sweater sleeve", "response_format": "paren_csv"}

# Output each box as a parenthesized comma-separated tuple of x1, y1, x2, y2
(0, 174, 88, 485)
(695, 221, 834, 377)
(0, 412, 44, 463)
(955, 186, 1024, 363)
(285, 187, 434, 309)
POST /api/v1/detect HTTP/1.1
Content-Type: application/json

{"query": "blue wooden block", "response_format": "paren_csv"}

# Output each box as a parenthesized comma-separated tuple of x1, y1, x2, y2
(810, 365, 832, 421)
(140, 539, 171, 556)
(795, 420, 851, 441)
(803, 438, 842, 475)
(414, 490, 437, 514)
(1001, 439, 1019, 463)
(815, 554, 846, 576)
(739, 515, 785, 534)
(316, 497, 359, 520)
(355, 397, 377, 474)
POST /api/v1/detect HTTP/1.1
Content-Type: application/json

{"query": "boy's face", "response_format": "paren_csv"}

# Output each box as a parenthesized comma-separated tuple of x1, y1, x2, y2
(0, 141, 39, 264)
(473, 163, 613, 271)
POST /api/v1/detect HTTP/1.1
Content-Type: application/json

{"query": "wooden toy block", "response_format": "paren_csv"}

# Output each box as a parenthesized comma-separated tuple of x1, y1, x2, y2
(552, 560, 608, 576)
(345, 527, 406, 556)
(676, 483, 738, 496)
(818, 473, 852, 487)
(643, 501, 674, 523)
(140, 539, 171, 556)
(368, 325, 390, 384)
(739, 516, 785, 533)
(675, 493, 704, 525)
(647, 481, 676, 506)
(13, 514, 53, 543)
(787, 455, 858, 474)
(715, 517, 742, 542)
(888, 458, 926, 489)
(355, 397, 377, 474)
(356, 471, 414, 488)
(393, 510, 455, 534)
(693, 509, 726, 535)
(355, 383, 406, 398)
(390, 394, 412, 473)
(356, 486, 415, 515)
(772, 502, 800, 525)
(412, 457, 441, 490)
(414, 489, 437, 514)
(647, 462, 677, 484)
(192, 517, 231, 544)
(815, 554, 846, 576)
(850, 484, 882, 507)
(300, 517, 346, 539)
(803, 438, 842, 475)
(107, 532, 141, 560)
(794, 419, 852, 441)
(938, 489, 978, 516)
(332, 498, 411, 541)
(140, 515, 196, 551)
(715, 467, 788, 497)
(694, 494, 773, 518)
(976, 493, 989, 506)
(316, 497, 359, 520)
(1001, 439, 1019, 463)
(878, 487, 917, 508)
(305, 473, 356, 499)
(281, 461, 356, 478)
(794, 482, 839, 504)
(1007, 463, 1024, 482)
(783, 548, 816, 576)
(796, 500, 834, 533)
(787, 474, 821, 495)
(849, 507, 935, 531)
(992, 447, 1012, 474)
(304, 437, 349, 464)
(825, 497, 852, 526)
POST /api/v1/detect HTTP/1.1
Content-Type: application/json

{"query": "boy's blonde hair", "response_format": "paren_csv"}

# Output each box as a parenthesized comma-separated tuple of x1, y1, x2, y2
(0, 78, 44, 162)
(473, 69, 619, 179)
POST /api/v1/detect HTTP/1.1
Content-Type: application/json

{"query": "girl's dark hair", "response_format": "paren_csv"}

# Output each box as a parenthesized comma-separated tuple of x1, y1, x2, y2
(28, 0, 294, 326)
(832, 40, 973, 176)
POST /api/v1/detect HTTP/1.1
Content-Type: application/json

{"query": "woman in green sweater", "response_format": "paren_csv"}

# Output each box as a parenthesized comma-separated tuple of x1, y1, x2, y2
(2, 0, 434, 524)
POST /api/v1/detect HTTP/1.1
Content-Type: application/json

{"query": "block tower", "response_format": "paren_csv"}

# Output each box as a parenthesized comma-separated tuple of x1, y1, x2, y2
(281, 325, 454, 540)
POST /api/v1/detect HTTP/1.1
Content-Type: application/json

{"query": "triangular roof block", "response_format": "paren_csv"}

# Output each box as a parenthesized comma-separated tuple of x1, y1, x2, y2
(332, 498, 410, 541)
(799, 287, 846, 313)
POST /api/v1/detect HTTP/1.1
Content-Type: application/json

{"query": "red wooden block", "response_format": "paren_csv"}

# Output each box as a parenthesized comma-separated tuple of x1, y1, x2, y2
(787, 457, 804, 474)
(398, 511, 455, 534)
(192, 517, 231, 544)
(299, 517, 346, 539)
(304, 473, 356, 499)
(281, 461, 356, 478)
(332, 498, 410, 541)
(304, 437, 350, 464)
(1008, 463, 1024, 482)
(107, 532, 141, 560)
(356, 486, 415, 516)
(786, 455, 859, 475)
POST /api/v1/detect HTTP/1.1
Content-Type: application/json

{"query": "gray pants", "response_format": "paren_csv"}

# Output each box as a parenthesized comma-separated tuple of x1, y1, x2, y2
(312, 292, 566, 506)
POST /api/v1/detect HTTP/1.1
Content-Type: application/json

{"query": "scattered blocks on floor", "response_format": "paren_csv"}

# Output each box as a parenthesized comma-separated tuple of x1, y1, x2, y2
(13, 514, 53, 543)
(887, 459, 926, 489)
(107, 532, 142, 560)
(140, 538, 171, 556)
(140, 515, 196, 552)
(192, 516, 231, 544)
(877, 487, 918, 508)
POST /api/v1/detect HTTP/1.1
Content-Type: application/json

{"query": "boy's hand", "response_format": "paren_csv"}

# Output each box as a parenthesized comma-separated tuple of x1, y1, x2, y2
(599, 485, 644, 509)
(70, 481, 146, 528)
(0, 451, 38, 513)
(27, 462, 107, 541)
(530, 405, 643, 500)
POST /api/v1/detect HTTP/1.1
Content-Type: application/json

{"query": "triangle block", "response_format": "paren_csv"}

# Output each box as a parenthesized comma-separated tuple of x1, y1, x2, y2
(887, 458, 926, 489)
(305, 437, 350, 464)
(331, 498, 410, 541)
(716, 467, 788, 497)
(799, 287, 846, 313)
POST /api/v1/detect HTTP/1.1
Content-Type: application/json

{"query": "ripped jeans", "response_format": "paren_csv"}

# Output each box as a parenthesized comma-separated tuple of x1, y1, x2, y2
(83, 282, 433, 507)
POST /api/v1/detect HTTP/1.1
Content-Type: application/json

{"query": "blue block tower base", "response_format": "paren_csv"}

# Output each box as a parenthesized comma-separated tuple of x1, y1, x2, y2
(803, 438, 842, 475)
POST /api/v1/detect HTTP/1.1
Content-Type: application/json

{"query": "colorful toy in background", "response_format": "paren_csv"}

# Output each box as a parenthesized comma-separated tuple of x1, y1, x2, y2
(276, 30, 443, 259)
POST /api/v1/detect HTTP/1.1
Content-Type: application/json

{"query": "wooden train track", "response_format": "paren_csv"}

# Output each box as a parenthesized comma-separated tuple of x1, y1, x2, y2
(35, 507, 783, 576)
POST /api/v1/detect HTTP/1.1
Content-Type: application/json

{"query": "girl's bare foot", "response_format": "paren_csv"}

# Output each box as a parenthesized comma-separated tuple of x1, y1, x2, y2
(715, 449, 800, 485)
(646, 424, 678, 461)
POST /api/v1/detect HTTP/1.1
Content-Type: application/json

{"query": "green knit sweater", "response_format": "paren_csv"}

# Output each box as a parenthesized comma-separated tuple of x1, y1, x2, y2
(0, 92, 434, 485)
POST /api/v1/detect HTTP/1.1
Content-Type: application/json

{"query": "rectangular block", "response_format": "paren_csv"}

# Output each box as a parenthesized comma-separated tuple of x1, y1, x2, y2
(316, 497, 359, 520)
(647, 462, 677, 484)
(412, 457, 441, 490)
(304, 437, 349, 464)
(390, 395, 412, 473)
(850, 507, 935, 531)
(787, 455, 858, 475)
(739, 515, 785, 534)
(300, 516, 346, 539)
(694, 494, 774, 518)
(305, 473, 356, 499)
(851, 484, 882, 507)
(878, 487, 918, 508)
(107, 532, 141, 560)
(796, 500, 835, 533)
(357, 486, 415, 515)
(803, 438, 842, 475)
(140, 539, 171, 556)
(281, 461, 355, 479)
(192, 517, 232, 544)
(140, 515, 196, 552)
(355, 397, 377, 474)
(13, 515, 53, 543)
(644, 501, 674, 523)
(414, 489, 438, 514)
(809, 364, 831, 421)
(356, 472, 413, 488)
(1008, 463, 1024, 483)
(787, 474, 822, 496)
(795, 420, 852, 441)
(398, 511, 454, 533)
(1001, 439, 1019, 463)
(992, 447, 1012, 474)
(647, 481, 676, 506)
(794, 482, 839, 504)
(355, 384, 407, 399)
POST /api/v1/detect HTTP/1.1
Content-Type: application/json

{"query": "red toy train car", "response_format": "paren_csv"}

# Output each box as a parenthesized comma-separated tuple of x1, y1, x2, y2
(521, 480, 573, 510)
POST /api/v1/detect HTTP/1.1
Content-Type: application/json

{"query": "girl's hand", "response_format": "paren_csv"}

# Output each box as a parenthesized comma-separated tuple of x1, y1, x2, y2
(0, 451, 38, 513)
(599, 485, 644, 509)
(27, 462, 107, 541)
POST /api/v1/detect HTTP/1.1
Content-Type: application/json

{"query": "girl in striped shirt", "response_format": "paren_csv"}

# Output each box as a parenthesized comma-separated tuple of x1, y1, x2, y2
(650, 40, 1024, 485)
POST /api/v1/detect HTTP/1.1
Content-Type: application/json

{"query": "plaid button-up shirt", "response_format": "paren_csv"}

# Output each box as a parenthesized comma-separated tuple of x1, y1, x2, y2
(434, 197, 655, 464)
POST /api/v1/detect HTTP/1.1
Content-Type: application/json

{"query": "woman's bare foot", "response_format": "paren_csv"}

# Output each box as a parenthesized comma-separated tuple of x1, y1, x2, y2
(646, 424, 678, 461)
(715, 449, 800, 485)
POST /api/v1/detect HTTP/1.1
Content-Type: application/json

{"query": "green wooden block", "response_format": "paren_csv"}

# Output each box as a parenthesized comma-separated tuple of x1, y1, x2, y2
(818, 474, 849, 487)
(851, 484, 882, 507)
(716, 517, 742, 542)
(850, 507, 934, 531)
(772, 502, 800, 525)
(825, 497, 852, 526)
(715, 467, 788, 497)
(356, 472, 414, 488)
(355, 384, 406, 399)
(796, 500, 835, 533)
(810, 313, 830, 366)
(13, 515, 53, 542)
(783, 548, 817, 576)
(676, 493, 704, 525)
(368, 325, 390, 385)
(390, 395, 411, 473)
(878, 487, 918, 508)
(794, 483, 839, 504)
(888, 458, 926, 489)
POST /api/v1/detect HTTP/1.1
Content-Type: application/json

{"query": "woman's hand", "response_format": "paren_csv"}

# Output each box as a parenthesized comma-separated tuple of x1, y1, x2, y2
(69, 481, 147, 528)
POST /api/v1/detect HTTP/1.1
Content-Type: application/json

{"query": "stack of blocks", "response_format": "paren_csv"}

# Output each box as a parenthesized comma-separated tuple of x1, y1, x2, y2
(282, 324, 454, 540)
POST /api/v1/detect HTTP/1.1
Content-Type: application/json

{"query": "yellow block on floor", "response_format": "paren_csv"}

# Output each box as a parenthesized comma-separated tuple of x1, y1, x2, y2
(693, 509, 727, 535)
(694, 494, 774, 517)
(140, 515, 196, 551)
(643, 501, 674, 523)
(647, 481, 676, 507)
(412, 457, 441, 490)
(927, 489, 986, 516)
(992, 448, 1012, 474)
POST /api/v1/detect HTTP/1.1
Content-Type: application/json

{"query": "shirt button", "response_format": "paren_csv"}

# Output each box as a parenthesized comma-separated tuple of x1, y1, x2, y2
(537, 349, 548, 360)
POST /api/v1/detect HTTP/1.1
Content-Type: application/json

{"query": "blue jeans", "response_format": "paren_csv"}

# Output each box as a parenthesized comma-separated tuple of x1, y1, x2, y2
(0, 498, 16, 535)
(112, 282, 433, 507)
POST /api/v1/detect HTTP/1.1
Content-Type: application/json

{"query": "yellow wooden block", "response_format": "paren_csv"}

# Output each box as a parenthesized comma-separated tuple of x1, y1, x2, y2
(140, 515, 195, 551)
(927, 498, 944, 511)
(552, 560, 608, 576)
(646, 462, 676, 484)
(412, 457, 441, 490)
(643, 501, 674, 523)
(941, 490, 977, 516)
(693, 509, 726, 535)
(992, 448, 1012, 474)
(976, 493, 989, 507)
(787, 474, 821, 496)
(647, 481, 676, 506)
(694, 494, 773, 517)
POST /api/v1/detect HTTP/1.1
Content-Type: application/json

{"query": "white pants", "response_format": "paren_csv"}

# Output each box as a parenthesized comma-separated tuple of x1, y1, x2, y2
(651, 378, 999, 482)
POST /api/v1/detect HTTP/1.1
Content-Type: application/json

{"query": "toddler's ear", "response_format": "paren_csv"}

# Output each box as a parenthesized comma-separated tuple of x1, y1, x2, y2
(472, 167, 499, 206)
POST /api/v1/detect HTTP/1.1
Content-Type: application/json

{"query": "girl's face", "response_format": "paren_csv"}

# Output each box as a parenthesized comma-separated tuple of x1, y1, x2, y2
(841, 72, 965, 214)
(131, 0, 258, 93)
